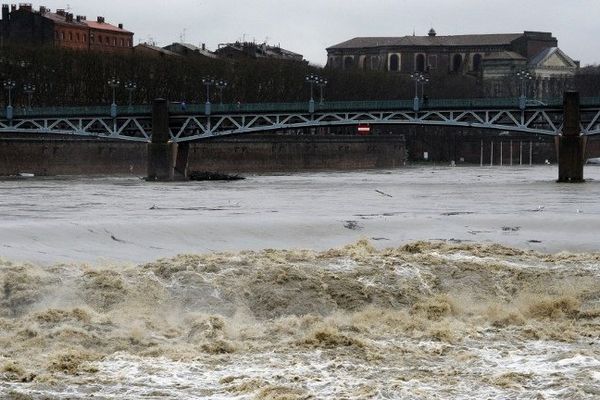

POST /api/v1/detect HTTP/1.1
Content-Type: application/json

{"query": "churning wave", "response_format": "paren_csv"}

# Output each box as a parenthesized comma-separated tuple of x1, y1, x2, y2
(1, 240, 599, 399)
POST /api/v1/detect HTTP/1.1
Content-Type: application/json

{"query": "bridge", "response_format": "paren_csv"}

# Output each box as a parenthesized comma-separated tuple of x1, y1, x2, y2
(1, 92, 598, 181)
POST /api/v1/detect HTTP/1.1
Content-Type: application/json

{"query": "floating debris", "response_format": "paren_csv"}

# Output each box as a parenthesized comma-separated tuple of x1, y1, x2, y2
(188, 171, 245, 181)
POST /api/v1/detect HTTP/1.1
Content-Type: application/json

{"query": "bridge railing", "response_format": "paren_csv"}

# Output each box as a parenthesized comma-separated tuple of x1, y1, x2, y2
(0, 104, 153, 118)
(2, 96, 598, 120)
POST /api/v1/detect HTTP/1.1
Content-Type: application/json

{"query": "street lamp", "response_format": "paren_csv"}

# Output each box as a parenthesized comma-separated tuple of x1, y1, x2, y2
(419, 76, 429, 102)
(23, 83, 36, 111)
(316, 77, 328, 106)
(516, 70, 532, 110)
(124, 81, 137, 110)
(305, 73, 319, 113)
(215, 79, 228, 105)
(107, 76, 120, 117)
(202, 76, 215, 115)
(3, 79, 16, 120)
(410, 73, 427, 111)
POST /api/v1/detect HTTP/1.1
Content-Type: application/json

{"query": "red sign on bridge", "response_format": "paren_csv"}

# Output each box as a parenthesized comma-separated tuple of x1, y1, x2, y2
(357, 123, 371, 135)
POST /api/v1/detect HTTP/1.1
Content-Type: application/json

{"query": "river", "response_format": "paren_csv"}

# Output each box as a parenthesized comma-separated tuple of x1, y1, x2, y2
(1, 165, 599, 399)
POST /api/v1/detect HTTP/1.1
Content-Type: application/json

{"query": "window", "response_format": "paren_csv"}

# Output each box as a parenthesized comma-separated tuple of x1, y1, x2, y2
(55, 31, 59, 40)
(98, 35, 102, 43)
(344, 56, 354, 69)
(76, 33, 80, 42)
(83, 35, 86, 43)
(452, 54, 463, 72)
(472, 54, 482, 72)
(415, 54, 426, 72)
(120, 39, 124, 46)
(60, 32, 64, 40)
(370, 56, 378, 70)
(389, 54, 399, 71)
(428, 55, 437, 70)
(105, 36, 109, 44)
(360, 56, 368, 71)
(113, 38, 116, 46)
(69, 32, 73, 41)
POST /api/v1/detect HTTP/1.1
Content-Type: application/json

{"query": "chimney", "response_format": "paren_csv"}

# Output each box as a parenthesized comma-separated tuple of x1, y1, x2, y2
(2, 4, 9, 20)
(10, 4, 16, 13)
(19, 3, 32, 12)
(97, 16, 104, 23)
(65, 13, 73, 23)
(39, 5, 46, 14)
(76, 15, 81, 22)
(56, 8, 65, 16)
(118, 23, 123, 29)
(202, 43, 205, 51)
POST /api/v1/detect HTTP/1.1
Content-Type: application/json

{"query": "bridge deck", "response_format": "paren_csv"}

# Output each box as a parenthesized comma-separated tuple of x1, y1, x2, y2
(1, 97, 600, 142)
(2, 96, 600, 119)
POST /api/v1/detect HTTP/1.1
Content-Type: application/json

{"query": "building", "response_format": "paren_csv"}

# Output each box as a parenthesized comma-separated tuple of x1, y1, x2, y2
(134, 43, 180, 58)
(326, 30, 578, 98)
(0, 3, 133, 52)
(215, 41, 304, 62)
(163, 42, 218, 59)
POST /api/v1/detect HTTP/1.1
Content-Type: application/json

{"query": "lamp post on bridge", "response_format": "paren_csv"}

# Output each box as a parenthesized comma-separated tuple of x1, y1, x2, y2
(23, 83, 36, 111)
(124, 81, 137, 111)
(305, 73, 319, 113)
(3, 79, 16, 121)
(419, 75, 429, 106)
(202, 76, 215, 115)
(215, 79, 228, 105)
(517, 70, 532, 110)
(316, 77, 328, 106)
(410, 72, 427, 111)
(107, 76, 120, 118)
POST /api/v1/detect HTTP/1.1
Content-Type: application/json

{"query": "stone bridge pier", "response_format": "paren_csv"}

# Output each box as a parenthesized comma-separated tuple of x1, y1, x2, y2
(557, 91, 586, 182)
(146, 99, 188, 181)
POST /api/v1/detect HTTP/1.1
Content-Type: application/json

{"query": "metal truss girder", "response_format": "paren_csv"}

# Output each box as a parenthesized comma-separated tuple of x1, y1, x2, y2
(0, 116, 151, 139)
(582, 109, 600, 135)
(1, 106, 584, 141)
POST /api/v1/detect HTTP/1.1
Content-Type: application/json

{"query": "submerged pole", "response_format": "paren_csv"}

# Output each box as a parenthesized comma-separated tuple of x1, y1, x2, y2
(480, 140, 483, 167)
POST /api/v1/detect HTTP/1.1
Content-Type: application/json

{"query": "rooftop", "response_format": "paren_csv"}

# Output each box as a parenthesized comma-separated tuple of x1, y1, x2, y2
(328, 33, 525, 50)
(4, 4, 131, 34)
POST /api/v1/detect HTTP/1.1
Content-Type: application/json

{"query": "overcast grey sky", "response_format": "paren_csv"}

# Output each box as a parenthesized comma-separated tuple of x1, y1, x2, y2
(37, 0, 600, 66)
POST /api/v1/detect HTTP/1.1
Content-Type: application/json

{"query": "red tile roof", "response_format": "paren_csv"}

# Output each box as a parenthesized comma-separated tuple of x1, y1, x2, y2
(85, 21, 131, 34)
(42, 11, 131, 34)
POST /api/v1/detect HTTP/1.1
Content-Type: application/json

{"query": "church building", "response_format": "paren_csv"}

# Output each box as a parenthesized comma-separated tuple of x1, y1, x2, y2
(326, 30, 578, 98)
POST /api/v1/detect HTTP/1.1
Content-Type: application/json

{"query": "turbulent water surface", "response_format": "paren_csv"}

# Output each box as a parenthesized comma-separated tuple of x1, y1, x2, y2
(1, 166, 599, 399)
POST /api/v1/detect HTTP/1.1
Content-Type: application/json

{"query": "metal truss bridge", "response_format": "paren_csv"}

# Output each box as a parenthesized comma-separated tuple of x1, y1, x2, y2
(2, 97, 600, 142)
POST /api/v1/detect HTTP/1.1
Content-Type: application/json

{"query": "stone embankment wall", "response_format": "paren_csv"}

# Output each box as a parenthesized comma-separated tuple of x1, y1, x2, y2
(0, 138, 147, 176)
(187, 135, 406, 173)
(0, 134, 407, 176)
